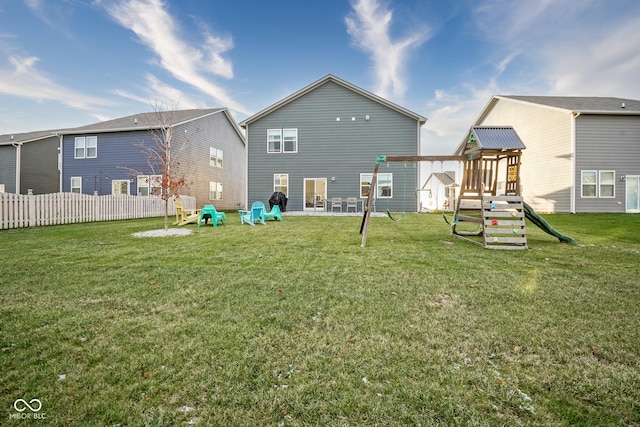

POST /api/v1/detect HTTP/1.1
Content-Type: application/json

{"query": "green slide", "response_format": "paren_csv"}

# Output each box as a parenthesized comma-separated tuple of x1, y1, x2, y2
(523, 202, 575, 244)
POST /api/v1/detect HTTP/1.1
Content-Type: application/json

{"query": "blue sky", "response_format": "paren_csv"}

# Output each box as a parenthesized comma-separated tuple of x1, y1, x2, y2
(2, 0, 640, 154)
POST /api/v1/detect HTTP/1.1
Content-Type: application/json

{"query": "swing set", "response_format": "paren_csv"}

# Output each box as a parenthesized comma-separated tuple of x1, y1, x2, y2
(360, 155, 466, 246)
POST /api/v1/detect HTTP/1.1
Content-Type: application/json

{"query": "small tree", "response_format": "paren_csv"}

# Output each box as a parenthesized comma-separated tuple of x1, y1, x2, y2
(143, 102, 192, 231)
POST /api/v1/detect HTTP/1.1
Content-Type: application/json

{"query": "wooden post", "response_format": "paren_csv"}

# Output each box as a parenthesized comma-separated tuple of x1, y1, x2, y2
(360, 162, 379, 247)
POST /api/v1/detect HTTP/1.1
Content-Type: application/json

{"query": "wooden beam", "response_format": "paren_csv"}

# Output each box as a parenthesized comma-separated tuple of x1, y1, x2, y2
(377, 155, 467, 163)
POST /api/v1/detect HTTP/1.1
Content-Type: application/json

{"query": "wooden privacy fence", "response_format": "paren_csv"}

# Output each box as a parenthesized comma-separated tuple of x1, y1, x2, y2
(0, 193, 196, 230)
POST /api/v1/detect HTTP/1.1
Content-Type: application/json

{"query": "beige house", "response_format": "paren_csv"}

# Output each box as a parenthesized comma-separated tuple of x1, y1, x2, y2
(456, 96, 640, 213)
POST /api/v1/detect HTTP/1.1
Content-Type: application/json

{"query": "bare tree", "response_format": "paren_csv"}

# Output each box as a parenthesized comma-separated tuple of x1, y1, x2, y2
(142, 102, 193, 231)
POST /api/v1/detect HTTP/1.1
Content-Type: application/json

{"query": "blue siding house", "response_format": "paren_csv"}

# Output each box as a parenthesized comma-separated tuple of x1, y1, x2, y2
(61, 108, 246, 209)
(240, 75, 427, 212)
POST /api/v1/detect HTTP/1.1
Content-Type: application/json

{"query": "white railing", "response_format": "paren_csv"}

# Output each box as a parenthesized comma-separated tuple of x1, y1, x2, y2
(0, 192, 196, 230)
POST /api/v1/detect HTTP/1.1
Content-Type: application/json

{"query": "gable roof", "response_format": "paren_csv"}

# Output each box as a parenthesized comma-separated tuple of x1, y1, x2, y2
(63, 108, 243, 138)
(0, 129, 62, 145)
(494, 96, 640, 115)
(455, 126, 526, 155)
(239, 74, 427, 127)
(1, 108, 246, 146)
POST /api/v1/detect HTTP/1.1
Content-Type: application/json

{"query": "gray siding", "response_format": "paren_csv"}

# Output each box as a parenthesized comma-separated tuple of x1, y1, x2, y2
(0, 145, 17, 193)
(574, 115, 640, 213)
(20, 136, 60, 194)
(62, 111, 245, 209)
(177, 111, 246, 210)
(247, 81, 419, 211)
(480, 100, 574, 213)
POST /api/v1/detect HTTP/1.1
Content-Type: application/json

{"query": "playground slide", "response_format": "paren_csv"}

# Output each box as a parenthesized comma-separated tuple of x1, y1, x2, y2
(523, 202, 575, 244)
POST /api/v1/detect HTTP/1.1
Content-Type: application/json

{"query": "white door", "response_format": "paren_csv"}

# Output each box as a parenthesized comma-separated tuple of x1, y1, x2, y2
(304, 178, 327, 211)
(626, 176, 639, 213)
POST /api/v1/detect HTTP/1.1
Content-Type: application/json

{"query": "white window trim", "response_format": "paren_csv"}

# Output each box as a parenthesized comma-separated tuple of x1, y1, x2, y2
(209, 181, 223, 200)
(267, 128, 298, 153)
(137, 174, 163, 196)
(267, 129, 281, 153)
(360, 172, 393, 199)
(71, 177, 82, 194)
(274, 173, 289, 196)
(112, 180, 130, 195)
(74, 136, 97, 159)
(210, 147, 223, 167)
(599, 170, 615, 198)
(581, 170, 597, 198)
(282, 128, 298, 153)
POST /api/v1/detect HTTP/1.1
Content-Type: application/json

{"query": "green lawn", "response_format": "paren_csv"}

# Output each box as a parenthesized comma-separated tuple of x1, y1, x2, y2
(1, 213, 639, 426)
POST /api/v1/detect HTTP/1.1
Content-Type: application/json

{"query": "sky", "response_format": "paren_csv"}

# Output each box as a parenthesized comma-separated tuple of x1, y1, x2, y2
(2, 0, 640, 154)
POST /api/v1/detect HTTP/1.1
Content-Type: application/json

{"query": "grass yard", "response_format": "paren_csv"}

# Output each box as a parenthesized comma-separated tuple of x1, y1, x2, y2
(1, 212, 639, 426)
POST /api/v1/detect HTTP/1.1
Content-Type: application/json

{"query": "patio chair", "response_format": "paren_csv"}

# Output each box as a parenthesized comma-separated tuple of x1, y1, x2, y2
(173, 201, 201, 226)
(262, 204, 283, 221)
(346, 197, 358, 212)
(239, 202, 266, 226)
(331, 197, 342, 212)
(197, 204, 227, 227)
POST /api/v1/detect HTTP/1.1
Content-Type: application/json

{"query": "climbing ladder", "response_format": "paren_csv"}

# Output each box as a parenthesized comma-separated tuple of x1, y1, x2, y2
(481, 195, 527, 250)
(451, 195, 527, 249)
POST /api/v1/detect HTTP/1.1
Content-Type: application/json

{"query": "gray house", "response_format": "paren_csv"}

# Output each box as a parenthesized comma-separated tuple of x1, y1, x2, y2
(457, 96, 640, 213)
(60, 108, 246, 209)
(240, 75, 427, 212)
(0, 130, 61, 195)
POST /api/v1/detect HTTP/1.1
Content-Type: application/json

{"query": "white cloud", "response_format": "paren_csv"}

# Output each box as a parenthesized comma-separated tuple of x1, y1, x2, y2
(422, 0, 640, 155)
(345, 0, 429, 100)
(0, 55, 111, 110)
(105, 0, 249, 114)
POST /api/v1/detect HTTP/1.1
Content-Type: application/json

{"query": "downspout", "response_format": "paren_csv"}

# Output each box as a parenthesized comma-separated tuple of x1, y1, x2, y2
(244, 126, 249, 210)
(416, 120, 421, 212)
(570, 112, 579, 213)
(12, 142, 21, 194)
(58, 134, 63, 193)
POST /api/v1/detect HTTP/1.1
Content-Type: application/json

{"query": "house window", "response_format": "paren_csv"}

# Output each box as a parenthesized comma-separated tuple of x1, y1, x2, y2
(274, 174, 289, 196)
(137, 175, 163, 196)
(267, 129, 297, 153)
(581, 170, 615, 198)
(599, 171, 615, 197)
(112, 180, 130, 195)
(360, 173, 393, 198)
(210, 147, 223, 167)
(71, 177, 82, 194)
(74, 136, 97, 159)
(209, 181, 223, 200)
(283, 129, 298, 153)
(581, 171, 597, 197)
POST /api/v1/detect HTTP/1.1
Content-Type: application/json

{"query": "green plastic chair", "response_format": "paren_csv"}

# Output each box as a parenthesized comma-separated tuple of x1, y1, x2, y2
(239, 203, 266, 226)
(262, 205, 283, 221)
(197, 204, 227, 227)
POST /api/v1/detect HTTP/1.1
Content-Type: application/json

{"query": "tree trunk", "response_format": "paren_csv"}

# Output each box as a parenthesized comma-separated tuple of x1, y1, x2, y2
(164, 198, 169, 231)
